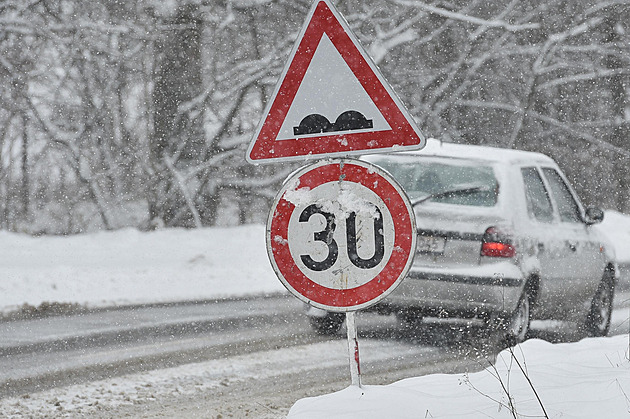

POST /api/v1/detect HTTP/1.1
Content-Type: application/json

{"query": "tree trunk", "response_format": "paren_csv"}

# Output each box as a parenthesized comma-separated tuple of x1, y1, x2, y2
(602, 14, 629, 211)
(149, 4, 203, 227)
(21, 112, 29, 220)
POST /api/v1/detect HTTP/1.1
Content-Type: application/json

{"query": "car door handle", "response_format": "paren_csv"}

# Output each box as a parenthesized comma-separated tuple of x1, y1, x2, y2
(537, 242, 545, 253)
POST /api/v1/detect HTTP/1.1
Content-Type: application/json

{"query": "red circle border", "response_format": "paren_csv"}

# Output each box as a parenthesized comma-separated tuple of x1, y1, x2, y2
(268, 159, 415, 311)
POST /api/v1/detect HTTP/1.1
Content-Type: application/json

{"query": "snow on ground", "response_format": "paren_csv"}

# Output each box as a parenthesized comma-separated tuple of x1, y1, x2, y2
(288, 335, 630, 419)
(596, 210, 630, 264)
(0, 225, 284, 314)
(0, 340, 349, 417)
(1, 210, 629, 314)
(0, 338, 428, 417)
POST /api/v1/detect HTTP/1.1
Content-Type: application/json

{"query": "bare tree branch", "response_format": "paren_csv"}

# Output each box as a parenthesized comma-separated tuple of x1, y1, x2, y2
(389, 0, 540, 32)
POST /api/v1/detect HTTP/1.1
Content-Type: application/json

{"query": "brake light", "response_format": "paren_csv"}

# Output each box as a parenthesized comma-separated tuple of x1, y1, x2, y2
(481, 227, 516, 258)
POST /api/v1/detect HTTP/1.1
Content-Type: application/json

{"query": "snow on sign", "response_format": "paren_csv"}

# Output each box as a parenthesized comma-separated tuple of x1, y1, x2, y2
(267, 159, 417, 311)
(246, 0, 425, 164)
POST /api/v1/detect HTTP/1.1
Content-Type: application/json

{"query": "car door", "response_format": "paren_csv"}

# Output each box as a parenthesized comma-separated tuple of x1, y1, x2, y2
(520, 166, 567, 318)
(539, 167, 604, 314)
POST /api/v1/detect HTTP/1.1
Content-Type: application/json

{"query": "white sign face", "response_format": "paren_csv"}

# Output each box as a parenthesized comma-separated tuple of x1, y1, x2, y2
(276, 34, 391, 141)
(267, 159, 417, 312)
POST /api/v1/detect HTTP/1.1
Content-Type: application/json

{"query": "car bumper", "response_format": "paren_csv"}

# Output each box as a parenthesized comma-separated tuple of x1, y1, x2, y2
(383, 262, 525, 318)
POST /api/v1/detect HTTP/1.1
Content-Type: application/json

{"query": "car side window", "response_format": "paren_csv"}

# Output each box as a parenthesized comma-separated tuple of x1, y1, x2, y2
(542, 168, 582, 223)
(521, 167, 554, 223)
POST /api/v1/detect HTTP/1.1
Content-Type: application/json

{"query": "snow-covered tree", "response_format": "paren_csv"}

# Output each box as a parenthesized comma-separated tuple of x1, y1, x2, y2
(0, 0, 627, 233)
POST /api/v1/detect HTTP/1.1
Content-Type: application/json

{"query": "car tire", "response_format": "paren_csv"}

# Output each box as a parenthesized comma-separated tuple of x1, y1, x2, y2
(309, 312, 344, 335)
(505, 291, 531, 345)
(488, 291, 531, 346)
(584, 268, 615, 337)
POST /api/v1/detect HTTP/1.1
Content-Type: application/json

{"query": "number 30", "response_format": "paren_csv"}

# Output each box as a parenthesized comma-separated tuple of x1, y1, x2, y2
(299, 204, 384, 272)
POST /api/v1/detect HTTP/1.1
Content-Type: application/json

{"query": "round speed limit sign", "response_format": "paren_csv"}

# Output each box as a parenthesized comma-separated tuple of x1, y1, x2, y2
(267, 159, 417, 311)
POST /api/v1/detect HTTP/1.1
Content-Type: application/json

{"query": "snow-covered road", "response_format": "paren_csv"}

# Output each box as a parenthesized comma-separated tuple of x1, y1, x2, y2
(1, 292, 628, 418)
(0, 294, 507, 417)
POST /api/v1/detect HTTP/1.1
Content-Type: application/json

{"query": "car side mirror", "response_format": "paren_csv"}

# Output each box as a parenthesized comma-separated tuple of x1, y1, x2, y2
(584, 207, 604, 225)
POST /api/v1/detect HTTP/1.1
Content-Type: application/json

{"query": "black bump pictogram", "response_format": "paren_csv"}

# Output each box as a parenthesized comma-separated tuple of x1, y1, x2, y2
(293, 114, 332, 135)
(293, 110, 373, 136)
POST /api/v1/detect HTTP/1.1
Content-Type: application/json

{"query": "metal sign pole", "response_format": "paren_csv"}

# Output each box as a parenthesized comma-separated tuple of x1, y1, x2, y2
(346, 311, 361, 387)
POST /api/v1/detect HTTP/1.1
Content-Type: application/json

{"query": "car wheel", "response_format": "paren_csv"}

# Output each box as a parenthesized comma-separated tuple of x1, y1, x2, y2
(505, 291, 531, 345)
(584, 269, 615, 337)
(309, 312, 345, 335)
(486, 291, 531, 346)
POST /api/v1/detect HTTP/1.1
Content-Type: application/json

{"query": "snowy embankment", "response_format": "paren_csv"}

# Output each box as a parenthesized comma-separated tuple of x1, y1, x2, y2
(0, 225, 283, 314)
(288, 334, 630, 419)
(596, 210, 630, 287)
(598, 210, 630, 263)
(1, 210, 629, 313)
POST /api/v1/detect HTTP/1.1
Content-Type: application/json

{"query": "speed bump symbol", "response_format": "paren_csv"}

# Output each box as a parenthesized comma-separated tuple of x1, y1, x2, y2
(293, 110, 373, 135)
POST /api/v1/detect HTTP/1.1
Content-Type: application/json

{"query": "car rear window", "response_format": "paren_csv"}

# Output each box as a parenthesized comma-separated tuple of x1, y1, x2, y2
(369, 157, 499, 207)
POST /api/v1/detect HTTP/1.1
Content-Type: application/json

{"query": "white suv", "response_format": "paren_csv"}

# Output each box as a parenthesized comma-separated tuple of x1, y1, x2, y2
(308, 139, 617, 343)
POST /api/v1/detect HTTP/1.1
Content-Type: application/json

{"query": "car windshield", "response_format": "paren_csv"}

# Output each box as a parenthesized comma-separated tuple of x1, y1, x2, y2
(369, 157, 499, 207)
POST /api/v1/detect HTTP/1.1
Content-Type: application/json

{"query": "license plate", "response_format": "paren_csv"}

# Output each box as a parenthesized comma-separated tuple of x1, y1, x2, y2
(417, 235, 446, 255)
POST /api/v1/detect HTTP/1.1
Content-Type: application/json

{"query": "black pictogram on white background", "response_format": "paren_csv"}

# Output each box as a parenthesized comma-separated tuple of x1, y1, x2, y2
(293, 110, 374, 136)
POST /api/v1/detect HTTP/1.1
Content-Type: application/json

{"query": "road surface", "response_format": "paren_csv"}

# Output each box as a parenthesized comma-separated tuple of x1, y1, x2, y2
(0, 291, 628, 418)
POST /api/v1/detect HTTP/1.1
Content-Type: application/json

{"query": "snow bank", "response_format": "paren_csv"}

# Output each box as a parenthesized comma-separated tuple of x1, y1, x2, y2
(1, 209, 629, 313)
(288, 334, 630, 419)
(596, 210, 630, 264)
(0, 225, 284, 313)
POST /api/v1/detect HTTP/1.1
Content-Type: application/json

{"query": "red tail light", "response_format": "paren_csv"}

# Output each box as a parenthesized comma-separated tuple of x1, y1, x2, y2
(481, 227, 516, 258)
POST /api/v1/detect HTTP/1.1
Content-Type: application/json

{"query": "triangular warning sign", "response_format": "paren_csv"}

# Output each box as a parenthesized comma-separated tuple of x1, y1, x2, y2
(246, 0, 425, 164)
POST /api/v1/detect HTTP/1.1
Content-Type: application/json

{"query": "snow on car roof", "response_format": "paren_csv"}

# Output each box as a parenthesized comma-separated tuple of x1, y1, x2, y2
(373, 138, 555, 165)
